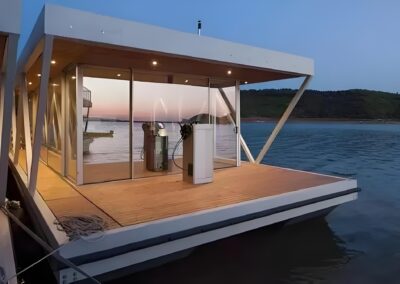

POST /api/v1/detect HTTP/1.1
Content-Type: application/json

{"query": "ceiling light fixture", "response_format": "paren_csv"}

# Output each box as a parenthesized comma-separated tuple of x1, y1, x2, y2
(244, 81, 248, 84)
(227, 70, 232, 75)
(51, 60, 56, 65)
(185, 79, 189, 83)
(37, 73, 41, 77)
(71, 76, 76, 80)
(152, 60, 158, 66)
(28, 82, 32, 85)
(117, 73, 121, 77)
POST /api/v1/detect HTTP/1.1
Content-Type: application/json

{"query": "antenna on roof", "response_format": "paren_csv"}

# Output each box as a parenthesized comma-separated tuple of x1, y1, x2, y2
(197, 20, 202, 36)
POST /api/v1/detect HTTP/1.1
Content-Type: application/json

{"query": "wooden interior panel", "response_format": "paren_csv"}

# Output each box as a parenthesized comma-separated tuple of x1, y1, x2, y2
(26, 37, 300, 92)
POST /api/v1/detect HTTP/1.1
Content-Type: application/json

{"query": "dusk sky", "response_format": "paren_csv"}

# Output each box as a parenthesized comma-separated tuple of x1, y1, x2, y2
(21, 0, 400, 93)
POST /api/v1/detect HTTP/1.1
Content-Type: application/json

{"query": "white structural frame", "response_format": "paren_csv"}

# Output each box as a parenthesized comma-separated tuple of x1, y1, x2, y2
(5, 5, 361, 284)
(28, 36, 53, 192)
(12, 4, 314, 191)
(255, 75, 313, 163)
(0, 0, 20, 205)
(0, 2, 21, 284)
(0, 34, 18, 204)
(75, 66, 84, 185)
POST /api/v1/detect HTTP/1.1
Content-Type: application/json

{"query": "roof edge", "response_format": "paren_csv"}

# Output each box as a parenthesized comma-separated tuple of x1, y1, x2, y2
(43, 4, 314, 76)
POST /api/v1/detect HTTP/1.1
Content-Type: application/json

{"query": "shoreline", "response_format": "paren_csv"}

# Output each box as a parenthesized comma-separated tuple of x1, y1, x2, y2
(241, 117, 400, 124)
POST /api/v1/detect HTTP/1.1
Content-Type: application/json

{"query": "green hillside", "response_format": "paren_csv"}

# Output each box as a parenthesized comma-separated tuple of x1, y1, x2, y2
(241, 89, 400, 119)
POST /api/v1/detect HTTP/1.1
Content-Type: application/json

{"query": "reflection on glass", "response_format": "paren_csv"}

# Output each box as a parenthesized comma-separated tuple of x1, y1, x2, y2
(46, 77, 62, 173)
(82, 69, 130, 183)
(19, 55, 43, 176)
(66, 70, 77, 181)
(133, 74, 209, 178)
(210, 80, 238, 169)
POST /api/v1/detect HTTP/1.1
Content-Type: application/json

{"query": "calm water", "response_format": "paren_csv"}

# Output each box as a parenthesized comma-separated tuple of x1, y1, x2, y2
(84, 121, 237, 164)
(110, 121, 400, 284)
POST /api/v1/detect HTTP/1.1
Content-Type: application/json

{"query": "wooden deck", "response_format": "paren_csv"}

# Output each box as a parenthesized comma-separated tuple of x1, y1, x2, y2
(35, 161, 342, 229)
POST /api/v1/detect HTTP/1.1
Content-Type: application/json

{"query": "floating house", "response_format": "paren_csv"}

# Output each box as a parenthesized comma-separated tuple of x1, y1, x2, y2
(0, 0, 20, 283)
(8, 5, 358, 283)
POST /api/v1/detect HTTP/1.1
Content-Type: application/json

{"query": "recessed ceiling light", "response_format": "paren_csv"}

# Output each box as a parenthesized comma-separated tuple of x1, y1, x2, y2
(71, 76, 76, 80)
(37, 73, 41, 77)
(52, 83, 59, 87)
(117, 73, 121, 77)
(227, 70, 232, 75)
(244, 81, 248, 84)
(152, 60, 158, 66)
(51, 60, 56, 65)
(28, 82, 32, 85)
(185, 79, 189, 83)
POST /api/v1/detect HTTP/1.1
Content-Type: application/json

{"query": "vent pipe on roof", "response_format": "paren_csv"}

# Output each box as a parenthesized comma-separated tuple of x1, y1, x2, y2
(197, 20, 202, 36)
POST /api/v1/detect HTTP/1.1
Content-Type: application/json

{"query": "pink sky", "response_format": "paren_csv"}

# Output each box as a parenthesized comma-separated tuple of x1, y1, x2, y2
(83, 77, 235, 121)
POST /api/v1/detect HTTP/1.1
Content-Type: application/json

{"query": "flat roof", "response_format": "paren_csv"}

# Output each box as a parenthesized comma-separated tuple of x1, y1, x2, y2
(0, 0, 21, 36)
(0, 0, 20, 67)
(19, 5, 313, 85)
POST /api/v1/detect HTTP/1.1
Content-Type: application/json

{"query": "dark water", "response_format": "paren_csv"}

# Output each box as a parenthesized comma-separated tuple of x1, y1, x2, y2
(114, 121, 400, 284)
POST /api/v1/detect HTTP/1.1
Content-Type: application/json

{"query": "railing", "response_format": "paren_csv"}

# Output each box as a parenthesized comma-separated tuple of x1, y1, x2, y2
(82, 86, 91, 104)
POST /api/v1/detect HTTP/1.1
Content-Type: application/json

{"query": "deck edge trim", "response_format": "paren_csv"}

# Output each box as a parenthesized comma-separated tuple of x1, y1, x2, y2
(66, 187, 359, 266)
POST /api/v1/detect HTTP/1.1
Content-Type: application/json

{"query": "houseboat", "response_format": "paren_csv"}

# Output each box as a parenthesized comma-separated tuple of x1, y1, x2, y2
(0, 0, 20, 283)
(7, 5, 358, 283)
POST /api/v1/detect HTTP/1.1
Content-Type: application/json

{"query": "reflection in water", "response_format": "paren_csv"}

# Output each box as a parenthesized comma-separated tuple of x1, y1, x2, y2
(112, 219, 358, 284)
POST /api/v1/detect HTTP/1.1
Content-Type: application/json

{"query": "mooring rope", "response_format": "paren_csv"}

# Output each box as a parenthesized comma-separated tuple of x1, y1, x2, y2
(1, 203, 102, 284)
(54, 215, 107, 241)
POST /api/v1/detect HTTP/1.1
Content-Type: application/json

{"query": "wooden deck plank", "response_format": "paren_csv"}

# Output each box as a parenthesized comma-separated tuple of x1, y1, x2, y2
(45, 196, 120, 229)
(76, 164, 342, 226)
(37, 163, 79, 200)
(33, 157, 343, 229)
(33, 160, 122, 229)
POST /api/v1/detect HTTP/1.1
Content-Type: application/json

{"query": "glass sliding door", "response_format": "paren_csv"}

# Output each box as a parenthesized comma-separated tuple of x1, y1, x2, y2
(66, 69, 77, 181)
(210, 79, 239, 168)
(81, 67, 131, 183)
(133, 72, 209, 178)
(46, 76, 62, 173)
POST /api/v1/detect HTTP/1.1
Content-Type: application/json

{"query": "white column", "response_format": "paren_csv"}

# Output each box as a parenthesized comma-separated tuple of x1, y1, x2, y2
(0, 34, 19, 204)
(235, 81, 241, 166)
(13, 83, 23, 165)
(60, 75, 66, 175)
(255, 75, 313, 164)
(76, 66, 83, 185)
(22, 76, 33, 178)
(28, 35, 53, 193)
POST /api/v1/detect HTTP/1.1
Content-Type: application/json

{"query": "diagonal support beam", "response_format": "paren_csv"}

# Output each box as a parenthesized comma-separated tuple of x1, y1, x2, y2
(28, 36, 53, 193)
(13, 88, 23, 165)
(21, 76, 33, 178)
(255, 75, 312, 164)
(0, 34, 19, 205)
(11, 91, 17, 157)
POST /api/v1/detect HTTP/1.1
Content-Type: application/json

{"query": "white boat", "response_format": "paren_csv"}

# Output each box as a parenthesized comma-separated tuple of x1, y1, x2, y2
(5, 4, 358, 283)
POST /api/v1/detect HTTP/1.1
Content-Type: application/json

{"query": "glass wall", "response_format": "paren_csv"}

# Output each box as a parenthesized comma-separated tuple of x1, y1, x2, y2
(81, 67, 131, 183)
(210, 79, 238, 168)
(66, 69, 77, 181)
(33, 64, 240, 185)
(46, 76, 62, 173)
(133, 72, 209, 178)
(17, 55, 44, 176)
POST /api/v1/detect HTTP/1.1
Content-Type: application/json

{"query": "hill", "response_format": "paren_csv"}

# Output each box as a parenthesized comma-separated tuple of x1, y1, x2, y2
(241, 89, 400, 120)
